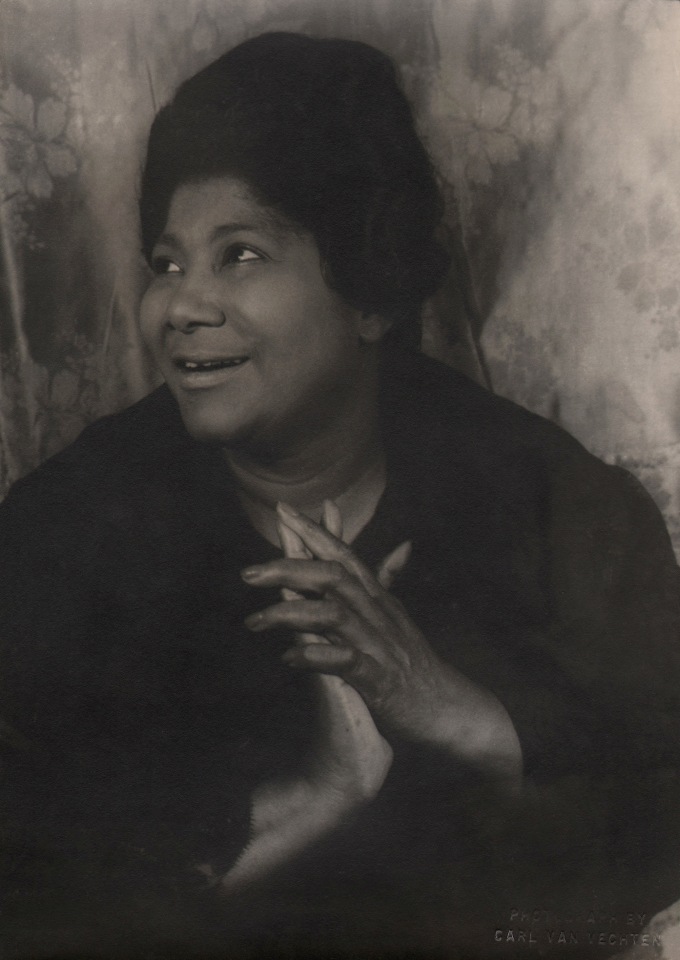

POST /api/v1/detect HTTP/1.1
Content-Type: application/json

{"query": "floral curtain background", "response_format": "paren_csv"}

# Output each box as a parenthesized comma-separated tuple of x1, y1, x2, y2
(2, 0, 680, 556)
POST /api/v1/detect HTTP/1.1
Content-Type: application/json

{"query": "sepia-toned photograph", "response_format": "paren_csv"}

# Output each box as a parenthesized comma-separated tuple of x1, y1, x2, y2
(1, 1, 680, 957)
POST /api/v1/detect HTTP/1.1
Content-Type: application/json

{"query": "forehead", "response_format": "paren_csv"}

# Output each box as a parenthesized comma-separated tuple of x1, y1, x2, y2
(162, 177, 301, 243)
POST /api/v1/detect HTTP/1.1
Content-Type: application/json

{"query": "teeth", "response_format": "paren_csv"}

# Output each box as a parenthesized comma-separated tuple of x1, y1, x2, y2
(179, 357, 247, 371)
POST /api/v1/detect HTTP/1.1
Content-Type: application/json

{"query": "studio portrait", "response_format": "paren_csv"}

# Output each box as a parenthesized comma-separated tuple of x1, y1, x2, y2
(1, 1, 680, 958)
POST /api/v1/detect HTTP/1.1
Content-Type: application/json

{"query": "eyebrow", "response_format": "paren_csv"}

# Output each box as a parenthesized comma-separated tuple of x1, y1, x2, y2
(156, 222, 268, 249)
(210, 223, 270, 243)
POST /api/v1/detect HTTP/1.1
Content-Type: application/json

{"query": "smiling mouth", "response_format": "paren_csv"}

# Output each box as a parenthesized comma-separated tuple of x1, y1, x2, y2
(174, 357, 249, 373)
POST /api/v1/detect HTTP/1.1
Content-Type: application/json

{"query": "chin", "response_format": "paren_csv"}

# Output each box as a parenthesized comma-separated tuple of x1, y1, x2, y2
(175, 402, 249, 447)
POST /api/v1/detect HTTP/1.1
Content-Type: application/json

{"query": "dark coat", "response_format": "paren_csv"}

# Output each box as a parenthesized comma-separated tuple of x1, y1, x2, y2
(1, 351, 679, 958)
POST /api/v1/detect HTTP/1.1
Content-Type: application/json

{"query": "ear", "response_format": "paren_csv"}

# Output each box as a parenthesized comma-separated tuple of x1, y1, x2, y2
(356, 312, 393, 344)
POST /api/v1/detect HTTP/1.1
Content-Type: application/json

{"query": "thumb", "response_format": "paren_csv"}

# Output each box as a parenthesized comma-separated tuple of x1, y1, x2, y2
(376, 540, 412, 589)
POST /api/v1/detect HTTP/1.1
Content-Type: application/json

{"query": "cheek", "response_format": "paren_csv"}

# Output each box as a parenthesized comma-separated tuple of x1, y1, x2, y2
(262, 286, 357, 363)
(138, 289, 166, 346)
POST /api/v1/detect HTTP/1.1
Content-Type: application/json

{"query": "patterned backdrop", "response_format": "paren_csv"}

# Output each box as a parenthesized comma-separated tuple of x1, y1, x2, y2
(1, 0, 680, 951)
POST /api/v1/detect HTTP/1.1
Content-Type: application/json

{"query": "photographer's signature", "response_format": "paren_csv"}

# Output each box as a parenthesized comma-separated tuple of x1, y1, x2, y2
(494, 908, 662, 950)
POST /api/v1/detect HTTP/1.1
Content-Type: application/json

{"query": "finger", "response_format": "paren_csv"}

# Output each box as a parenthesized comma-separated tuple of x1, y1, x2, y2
(277, 519, 307, 602)
(276, 517, 324, 649)
(376, 540, 412, 590)
(241, 558, 393, 635)
(246, 598, 389, 664)
(322, 499, 343, 539)
(283, 643, 356, 671)
(245, 598, 359, 641)
(277, 502, 381, 598)
(278, 519, 307, 560)
(282, 644, 381, 698)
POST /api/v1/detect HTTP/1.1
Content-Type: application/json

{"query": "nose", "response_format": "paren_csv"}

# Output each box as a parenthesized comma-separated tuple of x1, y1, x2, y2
(165, 283, 226, 333)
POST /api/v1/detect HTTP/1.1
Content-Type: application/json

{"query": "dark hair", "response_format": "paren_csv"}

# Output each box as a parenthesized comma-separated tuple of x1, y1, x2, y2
(140, 32, 450, 349)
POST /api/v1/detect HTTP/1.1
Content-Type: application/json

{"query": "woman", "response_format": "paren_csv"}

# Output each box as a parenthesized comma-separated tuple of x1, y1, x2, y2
(1, 31, 679, 959)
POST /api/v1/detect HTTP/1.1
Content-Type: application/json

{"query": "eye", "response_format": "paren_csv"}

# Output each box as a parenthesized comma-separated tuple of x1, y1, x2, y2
(222, 245, 263, 266)
(150, 256, 182, 276)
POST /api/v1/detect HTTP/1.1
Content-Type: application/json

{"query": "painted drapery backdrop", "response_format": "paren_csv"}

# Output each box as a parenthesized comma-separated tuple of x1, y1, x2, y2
(1, 0, 680, 560)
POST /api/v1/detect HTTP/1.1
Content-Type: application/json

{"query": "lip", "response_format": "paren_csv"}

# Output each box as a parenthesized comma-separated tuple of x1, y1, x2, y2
(170, 354, 251, 390)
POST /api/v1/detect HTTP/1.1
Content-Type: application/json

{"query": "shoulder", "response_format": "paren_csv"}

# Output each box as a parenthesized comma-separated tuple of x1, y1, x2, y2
(0, 387, 208, 658)
(382, 349, 631, 515)
(385, 350, 592, 464)
(1, 386, 188, 520)
(384, 350, 678, 621)
(0, 387, 205, 578)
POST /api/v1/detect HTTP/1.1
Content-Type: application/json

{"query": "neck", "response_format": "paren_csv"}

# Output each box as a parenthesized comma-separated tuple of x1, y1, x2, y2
(225, 364, 386, 545)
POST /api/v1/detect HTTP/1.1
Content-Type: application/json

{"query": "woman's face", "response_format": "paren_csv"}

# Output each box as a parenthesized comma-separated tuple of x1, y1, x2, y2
(140, 177, 377, 452)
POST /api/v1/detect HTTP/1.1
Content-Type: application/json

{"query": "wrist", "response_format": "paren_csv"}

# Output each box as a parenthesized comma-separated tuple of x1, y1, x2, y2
(415, 667, 524, 791)
(307, 743, 393, 810)
(218, 773, 378, 895)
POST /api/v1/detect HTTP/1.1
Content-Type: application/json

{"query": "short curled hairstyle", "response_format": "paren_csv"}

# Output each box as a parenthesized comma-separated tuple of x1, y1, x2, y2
(140, 32, 450, 350)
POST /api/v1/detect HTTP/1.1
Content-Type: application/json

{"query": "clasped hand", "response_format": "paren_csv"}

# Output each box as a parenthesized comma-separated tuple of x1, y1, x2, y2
(220, 500, 521, 890)
(242, 500, 461, 746)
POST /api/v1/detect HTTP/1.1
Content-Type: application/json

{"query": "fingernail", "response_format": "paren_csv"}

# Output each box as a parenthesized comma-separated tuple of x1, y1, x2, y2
(245, 613, 265, 630)
(241, 567, 262, 581)
(276, 501, 300, 519)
